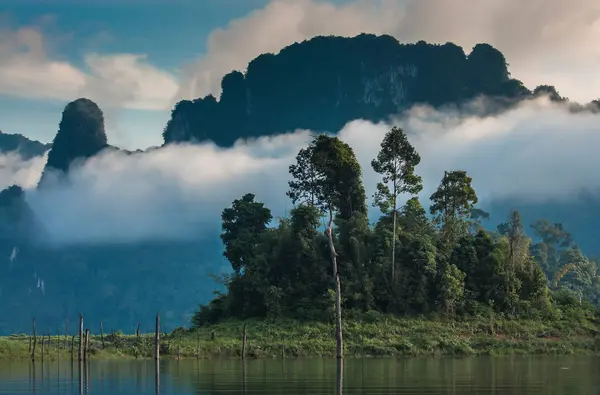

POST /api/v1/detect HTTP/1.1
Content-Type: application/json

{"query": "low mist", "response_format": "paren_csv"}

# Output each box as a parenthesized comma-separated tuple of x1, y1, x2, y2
(1, 97, 598, 246)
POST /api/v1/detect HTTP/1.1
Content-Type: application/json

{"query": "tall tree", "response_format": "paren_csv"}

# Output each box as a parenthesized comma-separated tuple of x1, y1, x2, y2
(371, 126, 423, 282)
(497, 209, 526, 267)
(221, 193, 273, 275)
(288, 134, 366, 359)
(429, 170, 478, 248)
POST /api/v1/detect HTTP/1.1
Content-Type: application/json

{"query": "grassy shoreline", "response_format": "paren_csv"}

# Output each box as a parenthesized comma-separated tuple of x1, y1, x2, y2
(1, 316, 599, 361)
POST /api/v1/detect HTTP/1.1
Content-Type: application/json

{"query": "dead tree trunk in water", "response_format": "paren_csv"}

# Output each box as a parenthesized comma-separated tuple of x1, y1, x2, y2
(84, 329, 89, 361)
(100, 320, 105, 349)
(78, 314, 83, 362)
(31, 318, 37, 361)
(154, 313, 160, 361)
(241, 323, 247, 360)
(327, 208, 343, 359)
(65, 316, 69, 349)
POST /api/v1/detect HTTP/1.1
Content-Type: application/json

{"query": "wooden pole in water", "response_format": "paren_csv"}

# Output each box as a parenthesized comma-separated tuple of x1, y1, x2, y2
(31, 318, 37, 361)
(100, 320, 105, 349)
(47, 329, 51, 356)
(84, 329, 89, 361)
(241, 323, 247, 360)
(78, 314, 83, 362)
(41, 336, 44, 362)
(70, 335, 75, 360)
(137, 323, 141, 338)
(196, 331, 200, 358)
(29, 336, 32, 353)
(57, 329, 60, 360)
(65, 315, 69, 349)
(154, 313, 160, 361)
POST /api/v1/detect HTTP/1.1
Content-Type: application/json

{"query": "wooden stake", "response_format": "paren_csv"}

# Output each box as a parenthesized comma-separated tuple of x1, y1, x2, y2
(84, 329, 89, 361)
(100, 321, 105, 349)
(57, 329, 60, 360)
(41, 337, 44, 362)
(78, 314, 83, 362)
(136, 323, 141, 338)
(196, 331, 200, 358)
(154, 313, 160, 361)
(70, 335, 75, 360)
(241, 323, 247, 360)
(65, 316, 69, 349)
(31, 318, 37, 361)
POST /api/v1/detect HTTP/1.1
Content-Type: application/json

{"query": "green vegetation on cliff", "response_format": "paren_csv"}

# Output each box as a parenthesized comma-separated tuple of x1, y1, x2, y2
(163, 35, 532, 146)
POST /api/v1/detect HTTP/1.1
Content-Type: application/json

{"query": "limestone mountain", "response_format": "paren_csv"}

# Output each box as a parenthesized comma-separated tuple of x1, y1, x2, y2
(39, 98, 109, 186)
(0, 131, 50, 160)
(163, 34, 531, 146)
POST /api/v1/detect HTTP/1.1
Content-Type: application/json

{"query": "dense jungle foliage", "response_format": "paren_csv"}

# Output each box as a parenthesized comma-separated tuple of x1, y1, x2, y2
(195, 127, 600, 325)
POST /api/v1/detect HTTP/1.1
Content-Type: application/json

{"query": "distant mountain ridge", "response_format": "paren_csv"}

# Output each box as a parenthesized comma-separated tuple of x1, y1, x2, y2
(162, 34, 598, 147)
(0, 131, 50, 160)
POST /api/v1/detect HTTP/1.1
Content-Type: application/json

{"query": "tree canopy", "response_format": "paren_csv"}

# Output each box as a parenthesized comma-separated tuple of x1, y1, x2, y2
(194, 128, 600, 329)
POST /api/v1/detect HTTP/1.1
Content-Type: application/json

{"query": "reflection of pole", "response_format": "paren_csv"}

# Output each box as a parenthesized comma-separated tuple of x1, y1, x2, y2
(32, 360, 36, 394)
(77, 358, 83, 395)
(336, 358, 344, 395)
(154, 358, 160, 395)
(85, 358, 89, 395)
(242, 360, 247, 394)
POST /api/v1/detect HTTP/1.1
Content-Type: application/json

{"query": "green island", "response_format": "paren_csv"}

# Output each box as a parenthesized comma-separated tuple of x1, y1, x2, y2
(2, 127, 600, 360)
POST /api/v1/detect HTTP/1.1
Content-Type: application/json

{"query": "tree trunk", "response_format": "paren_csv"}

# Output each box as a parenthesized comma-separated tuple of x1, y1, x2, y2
(78, 314, 83, 362)
(100, 320, 105, 349)
(31, 318, 37, 361)
(84, 329, 89, 361)
(65, 316, 69, 349)
(391, 194, 397, 284)
(154, 313, 160, 360)
(327, 208, 343, 359)
(241, 323, 247, 360)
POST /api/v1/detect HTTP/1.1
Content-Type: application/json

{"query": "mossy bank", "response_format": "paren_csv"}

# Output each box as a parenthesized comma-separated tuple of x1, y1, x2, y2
(1, 315, 599, 361)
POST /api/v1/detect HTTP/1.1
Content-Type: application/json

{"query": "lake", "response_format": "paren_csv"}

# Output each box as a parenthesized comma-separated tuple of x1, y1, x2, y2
(0, 356, 598, 394)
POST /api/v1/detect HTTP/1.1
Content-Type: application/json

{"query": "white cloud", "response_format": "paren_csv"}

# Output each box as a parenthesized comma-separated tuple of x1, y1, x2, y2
(180, 0, 600, 103)
(0, 25, 179, 111)
(0, 151, 47, 190)
(0, 97, 596, 246)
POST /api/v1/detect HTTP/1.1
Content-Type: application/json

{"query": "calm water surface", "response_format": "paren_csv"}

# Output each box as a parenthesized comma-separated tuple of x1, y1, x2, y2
(0, 356, 598, 394)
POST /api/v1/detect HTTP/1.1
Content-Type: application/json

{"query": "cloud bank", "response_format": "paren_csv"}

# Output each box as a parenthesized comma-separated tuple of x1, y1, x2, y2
(0, 97, 596, 246)
(0, 24, 178, 111)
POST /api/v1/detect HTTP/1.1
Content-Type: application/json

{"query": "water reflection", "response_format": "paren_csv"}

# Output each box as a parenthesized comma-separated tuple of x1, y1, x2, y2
(336, 359, 343, 395)
(0, 356, 599, 394)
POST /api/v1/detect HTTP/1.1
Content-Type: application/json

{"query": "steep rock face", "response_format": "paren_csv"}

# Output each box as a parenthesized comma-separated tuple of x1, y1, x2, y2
(39, 98, 108, 186)
(163, 35, 530, 146)
(0, 132, 50, 160)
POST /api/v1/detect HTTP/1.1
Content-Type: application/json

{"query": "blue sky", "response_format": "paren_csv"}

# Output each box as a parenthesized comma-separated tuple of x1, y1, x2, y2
(0, 0, 598, 150)
(0, 0, 271, 148)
